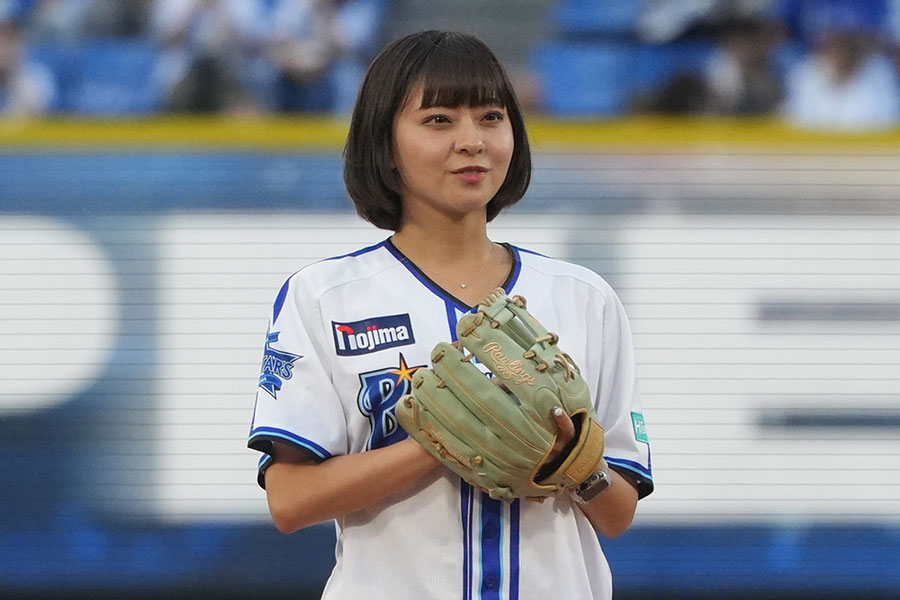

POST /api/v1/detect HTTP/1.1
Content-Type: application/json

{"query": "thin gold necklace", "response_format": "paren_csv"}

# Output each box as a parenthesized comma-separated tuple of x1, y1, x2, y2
(422, 243, 497, 289)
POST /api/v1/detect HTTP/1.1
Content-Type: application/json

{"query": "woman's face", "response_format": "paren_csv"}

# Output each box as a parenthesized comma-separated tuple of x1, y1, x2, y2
(392, 85, 514, 225)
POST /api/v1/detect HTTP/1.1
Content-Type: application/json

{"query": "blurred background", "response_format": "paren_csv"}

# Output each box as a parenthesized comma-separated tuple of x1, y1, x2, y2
(1, 0, 899, 599)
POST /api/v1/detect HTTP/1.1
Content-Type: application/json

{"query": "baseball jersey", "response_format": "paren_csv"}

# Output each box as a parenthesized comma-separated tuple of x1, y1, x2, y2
(248, 238, 653, 600)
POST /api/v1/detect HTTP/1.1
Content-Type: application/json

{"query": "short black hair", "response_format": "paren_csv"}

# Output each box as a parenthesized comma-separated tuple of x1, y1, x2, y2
(343, 30, 531, 231)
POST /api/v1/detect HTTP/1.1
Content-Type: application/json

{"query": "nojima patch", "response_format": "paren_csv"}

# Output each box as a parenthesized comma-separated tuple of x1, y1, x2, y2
(332, 313, 415, 356)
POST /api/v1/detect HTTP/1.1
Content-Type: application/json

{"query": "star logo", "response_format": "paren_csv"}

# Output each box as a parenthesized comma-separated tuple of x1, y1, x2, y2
(390, 353, 422, 384)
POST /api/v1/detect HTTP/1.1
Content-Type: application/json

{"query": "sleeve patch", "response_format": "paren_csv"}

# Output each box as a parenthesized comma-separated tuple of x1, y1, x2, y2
(631, 412, 650, 444)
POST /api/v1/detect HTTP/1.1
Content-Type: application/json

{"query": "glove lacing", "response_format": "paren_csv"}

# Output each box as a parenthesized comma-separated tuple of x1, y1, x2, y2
(457, 304, 581, 382)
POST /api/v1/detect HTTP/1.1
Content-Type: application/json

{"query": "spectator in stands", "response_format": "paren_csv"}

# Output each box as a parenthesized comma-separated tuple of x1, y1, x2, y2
(80, 0, 152, 37)
(888, 0, 900, 79)
(780, 0, 900, 130)
(25, 0, 91, 41)
(150, 0, 266, 113)
(263, 0, 385, 114)
(638, 2, 786, 116)
(705, 15, 785, 115)
(29, 0, 151, 39)
(0, 4, 56, 116)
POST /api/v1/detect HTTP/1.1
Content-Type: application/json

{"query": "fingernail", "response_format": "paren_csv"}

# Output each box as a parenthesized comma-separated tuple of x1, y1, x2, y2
(553, 406, 564, 417)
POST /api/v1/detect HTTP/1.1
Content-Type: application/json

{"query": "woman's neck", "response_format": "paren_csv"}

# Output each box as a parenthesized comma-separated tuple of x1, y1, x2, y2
(391, 215, 513, 305)
(391, 218, 494, 267)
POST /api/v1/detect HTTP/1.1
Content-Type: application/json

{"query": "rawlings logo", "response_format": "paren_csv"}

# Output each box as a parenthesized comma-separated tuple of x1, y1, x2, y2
(482, 341, 535, 386)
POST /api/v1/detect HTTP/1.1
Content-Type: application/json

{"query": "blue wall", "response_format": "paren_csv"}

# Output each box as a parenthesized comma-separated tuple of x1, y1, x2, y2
(1, 150, 897, 600)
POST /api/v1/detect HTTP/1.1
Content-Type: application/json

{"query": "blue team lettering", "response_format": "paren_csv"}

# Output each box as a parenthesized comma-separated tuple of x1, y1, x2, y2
(259, 331, 302, 399)
(262, 354, 295, 379)
(357, 353, 425, 449)
(332, 314, 415, 356)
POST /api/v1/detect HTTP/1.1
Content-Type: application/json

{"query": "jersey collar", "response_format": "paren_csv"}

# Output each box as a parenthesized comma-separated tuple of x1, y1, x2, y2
(383, 237, 521, 311)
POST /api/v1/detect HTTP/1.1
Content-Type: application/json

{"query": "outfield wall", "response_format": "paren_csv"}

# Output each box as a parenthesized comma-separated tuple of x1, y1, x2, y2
(1, 118, 898, 598)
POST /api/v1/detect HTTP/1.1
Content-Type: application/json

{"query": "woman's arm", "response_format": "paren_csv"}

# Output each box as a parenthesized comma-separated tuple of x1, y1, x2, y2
(573, 468, 639, 538)
(264, 438, 441, 534)
(550, 411, 639, 538)
(266, 411, 637, 536)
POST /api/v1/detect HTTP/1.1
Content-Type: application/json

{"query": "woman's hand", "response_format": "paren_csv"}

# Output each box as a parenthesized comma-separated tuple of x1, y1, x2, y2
(548, 406, 576, 461)
(546, 408, 640, 537)
(265, 438, 441, 533)
(531, 406, 578, 488)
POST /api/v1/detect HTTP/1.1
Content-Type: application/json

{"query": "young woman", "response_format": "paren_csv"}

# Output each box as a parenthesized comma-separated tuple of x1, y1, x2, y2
(248, 30, 653, 600)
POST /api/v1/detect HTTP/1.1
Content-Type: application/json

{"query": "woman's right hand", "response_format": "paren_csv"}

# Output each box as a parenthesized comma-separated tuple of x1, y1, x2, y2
(264, 438, 440, 533)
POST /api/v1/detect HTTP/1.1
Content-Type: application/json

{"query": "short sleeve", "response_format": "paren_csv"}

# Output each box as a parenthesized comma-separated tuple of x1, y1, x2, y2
(247, 275, 348, 488)
(593, 286, 654, 499)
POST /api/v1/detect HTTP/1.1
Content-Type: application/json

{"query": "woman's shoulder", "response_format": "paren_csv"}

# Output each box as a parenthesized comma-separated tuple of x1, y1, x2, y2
(513, 244, 617, 297)
(280, 239, 395, 298)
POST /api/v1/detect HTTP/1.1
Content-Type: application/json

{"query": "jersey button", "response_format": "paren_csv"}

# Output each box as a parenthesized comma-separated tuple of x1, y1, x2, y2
(483, 574, 498, 590)
(483, 523, 498, 539)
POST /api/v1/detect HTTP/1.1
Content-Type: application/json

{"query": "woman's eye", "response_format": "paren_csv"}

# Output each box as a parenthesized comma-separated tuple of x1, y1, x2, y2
(426, 115, 451, 124)
(483, 111, 505, 121)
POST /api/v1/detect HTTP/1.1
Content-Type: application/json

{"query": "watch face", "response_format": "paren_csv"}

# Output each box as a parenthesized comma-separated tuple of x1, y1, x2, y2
(579, 472, 611, 503)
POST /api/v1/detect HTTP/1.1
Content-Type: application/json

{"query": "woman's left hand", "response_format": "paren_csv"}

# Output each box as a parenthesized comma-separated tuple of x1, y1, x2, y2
(544, 407, 575, 465)
(526, 407, 578, 502)
(547, 406, 576, 464)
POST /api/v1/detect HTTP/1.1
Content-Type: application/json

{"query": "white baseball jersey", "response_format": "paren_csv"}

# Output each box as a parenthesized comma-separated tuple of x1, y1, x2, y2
(248, 238, 653, 600)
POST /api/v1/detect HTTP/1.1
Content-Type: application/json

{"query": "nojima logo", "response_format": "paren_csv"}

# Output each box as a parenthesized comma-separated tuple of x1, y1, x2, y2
(332, 313, 415, 356)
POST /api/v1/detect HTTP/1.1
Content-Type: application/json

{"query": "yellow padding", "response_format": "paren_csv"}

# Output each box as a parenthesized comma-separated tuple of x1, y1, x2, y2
(2, 116, 899, 153)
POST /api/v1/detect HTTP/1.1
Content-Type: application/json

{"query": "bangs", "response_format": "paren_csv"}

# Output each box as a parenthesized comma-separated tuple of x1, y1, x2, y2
(413, 35, 510, 109)
(344, 30, 531, 231)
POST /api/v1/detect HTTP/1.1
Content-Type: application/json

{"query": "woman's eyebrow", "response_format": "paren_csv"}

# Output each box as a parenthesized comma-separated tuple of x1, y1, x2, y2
(415, 101, 504, 110)
(472, 99, 505, 108)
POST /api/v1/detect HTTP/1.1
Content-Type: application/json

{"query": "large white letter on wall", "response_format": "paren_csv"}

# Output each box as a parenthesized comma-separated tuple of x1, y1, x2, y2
(0, 216, 118, 414)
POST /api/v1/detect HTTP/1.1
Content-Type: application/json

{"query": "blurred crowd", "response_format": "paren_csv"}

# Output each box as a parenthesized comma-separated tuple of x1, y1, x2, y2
(0, 0, 387, 116)
(2, 0, 900, 131)
(632, 0, 900, 130)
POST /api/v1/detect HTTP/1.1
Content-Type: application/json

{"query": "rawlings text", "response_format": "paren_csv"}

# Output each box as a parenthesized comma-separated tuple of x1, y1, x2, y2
(482, 341, 536, 386)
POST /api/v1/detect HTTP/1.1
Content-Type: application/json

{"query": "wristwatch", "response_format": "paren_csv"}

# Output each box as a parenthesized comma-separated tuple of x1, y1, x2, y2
(572, 464, 613, 505)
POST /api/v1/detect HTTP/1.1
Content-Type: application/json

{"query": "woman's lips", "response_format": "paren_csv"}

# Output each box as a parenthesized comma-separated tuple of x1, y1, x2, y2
(452, 166, 488, 184)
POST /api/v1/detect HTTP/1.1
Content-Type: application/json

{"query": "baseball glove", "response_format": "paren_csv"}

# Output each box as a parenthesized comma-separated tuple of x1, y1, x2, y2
(396, 288, 606, 501)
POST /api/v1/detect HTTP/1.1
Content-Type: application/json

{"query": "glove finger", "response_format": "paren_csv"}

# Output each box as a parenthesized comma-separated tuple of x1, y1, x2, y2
(466, 288, 545, 350)
(455, 316, 557, 423)
(499, 296, 552, 350)
(429, 342, 551, 463)
(459, 301, 593, 420)
(397, 382, 482, 476)
(407, 369, 537, 477)
(501, 300, 594, 413)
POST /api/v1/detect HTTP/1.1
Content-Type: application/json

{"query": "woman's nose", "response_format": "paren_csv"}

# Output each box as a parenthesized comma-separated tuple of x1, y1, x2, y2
(454, 121, 485, 154)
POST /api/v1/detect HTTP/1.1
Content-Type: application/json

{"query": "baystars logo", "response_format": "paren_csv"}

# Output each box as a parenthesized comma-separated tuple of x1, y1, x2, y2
(357, 353, 426, 450)
(259, 331, 301, 399)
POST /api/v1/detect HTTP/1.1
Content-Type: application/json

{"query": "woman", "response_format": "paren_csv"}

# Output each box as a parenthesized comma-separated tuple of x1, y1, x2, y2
(248, 30, 653, 600)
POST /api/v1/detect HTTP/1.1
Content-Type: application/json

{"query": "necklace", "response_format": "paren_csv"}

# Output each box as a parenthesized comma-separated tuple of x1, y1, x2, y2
(423, 242, 497, 290)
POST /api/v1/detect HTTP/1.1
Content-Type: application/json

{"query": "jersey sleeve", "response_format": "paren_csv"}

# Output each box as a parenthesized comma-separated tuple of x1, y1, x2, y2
(248, 275, 349, 488)
(592, 285, 654, 499)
